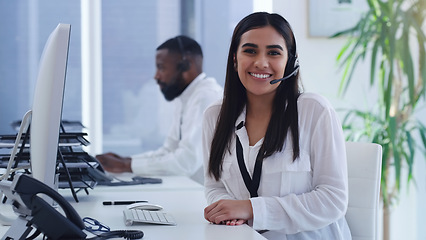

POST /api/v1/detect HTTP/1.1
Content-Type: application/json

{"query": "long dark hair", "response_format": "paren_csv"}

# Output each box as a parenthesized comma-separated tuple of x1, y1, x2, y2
(208, 12, 301, 181)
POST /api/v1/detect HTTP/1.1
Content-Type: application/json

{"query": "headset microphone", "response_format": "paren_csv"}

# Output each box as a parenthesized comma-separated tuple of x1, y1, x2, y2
(269, 65, 299, 85)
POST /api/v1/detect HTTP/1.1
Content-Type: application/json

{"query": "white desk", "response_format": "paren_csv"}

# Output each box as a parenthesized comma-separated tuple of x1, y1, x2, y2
(1, 176, 266, 240)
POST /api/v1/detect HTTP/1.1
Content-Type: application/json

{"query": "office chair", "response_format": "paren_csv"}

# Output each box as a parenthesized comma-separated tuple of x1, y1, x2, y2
(345, 141, 382, 240)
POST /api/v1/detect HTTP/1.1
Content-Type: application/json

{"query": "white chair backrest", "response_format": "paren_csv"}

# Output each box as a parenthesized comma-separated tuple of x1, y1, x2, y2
(345, 141, 382, 240)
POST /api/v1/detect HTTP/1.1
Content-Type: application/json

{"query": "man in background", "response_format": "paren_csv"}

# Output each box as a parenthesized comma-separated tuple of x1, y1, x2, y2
(96, 36, 222, 184)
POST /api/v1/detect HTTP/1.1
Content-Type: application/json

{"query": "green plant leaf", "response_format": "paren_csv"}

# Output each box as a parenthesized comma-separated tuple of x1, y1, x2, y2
(418, 121, 426, 150)
(400, 18, 415, 105)
(389, 116, 401, 191)
(333, 0, 426, 208)
(370, 38, 380, 86)
(405, 130, 414, 184)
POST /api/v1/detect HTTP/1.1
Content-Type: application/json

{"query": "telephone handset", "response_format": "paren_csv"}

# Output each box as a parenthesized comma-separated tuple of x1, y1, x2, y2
(2, 174, 145, 240)
(8, 174, 86, 240)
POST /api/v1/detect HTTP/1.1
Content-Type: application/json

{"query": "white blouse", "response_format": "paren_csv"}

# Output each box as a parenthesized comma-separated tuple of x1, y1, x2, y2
(202, 92, 352, 240)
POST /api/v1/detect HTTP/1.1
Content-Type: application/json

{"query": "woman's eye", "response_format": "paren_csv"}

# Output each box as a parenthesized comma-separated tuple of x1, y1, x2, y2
(268, 51, 281, 56)
(243, 49, 256, 54)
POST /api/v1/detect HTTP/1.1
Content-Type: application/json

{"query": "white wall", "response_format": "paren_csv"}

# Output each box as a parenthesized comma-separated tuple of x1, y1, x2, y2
(273, 1, 374, 107)
(272, 1, 424, 239)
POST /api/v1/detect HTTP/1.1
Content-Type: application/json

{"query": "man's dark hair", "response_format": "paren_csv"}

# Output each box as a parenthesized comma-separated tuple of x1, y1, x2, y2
(156, 35, 203, 58)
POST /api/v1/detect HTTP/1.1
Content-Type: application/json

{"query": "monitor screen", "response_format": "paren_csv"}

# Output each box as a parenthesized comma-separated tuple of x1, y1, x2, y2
(30, 23, 71, 190)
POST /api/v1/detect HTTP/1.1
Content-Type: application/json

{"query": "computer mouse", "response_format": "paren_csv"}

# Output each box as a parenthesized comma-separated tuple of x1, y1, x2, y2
(126, 202, 163, 211)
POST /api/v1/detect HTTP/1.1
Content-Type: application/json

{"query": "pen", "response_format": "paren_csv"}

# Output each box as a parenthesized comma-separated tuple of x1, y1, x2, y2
(102, 200, 148, 205)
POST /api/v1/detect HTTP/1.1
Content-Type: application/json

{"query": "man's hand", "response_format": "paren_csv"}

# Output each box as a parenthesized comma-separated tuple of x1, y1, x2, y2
(95, 152, 132, 173)
(204, 199, 253, 225)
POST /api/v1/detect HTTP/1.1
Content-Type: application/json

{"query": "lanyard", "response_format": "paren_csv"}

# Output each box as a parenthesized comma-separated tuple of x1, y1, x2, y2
(235, 123, 269, 233)
(235, 124, 264, 198)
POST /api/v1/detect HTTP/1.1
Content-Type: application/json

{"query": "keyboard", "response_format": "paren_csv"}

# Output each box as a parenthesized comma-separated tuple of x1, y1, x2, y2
(123, 209, 176, 226)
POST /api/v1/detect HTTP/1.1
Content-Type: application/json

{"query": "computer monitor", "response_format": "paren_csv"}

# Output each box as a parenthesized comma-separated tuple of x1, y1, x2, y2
(30, 23, 71, 190)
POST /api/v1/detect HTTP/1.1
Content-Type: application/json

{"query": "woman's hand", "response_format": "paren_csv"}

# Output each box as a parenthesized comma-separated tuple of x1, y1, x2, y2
(204, 199, 253, 225)
(224, 219, 247, 226)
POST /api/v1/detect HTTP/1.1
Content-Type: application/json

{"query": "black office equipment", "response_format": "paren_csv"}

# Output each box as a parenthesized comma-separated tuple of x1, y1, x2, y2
(1, 118, 162, 204)
(0, 174, 86, 240)
(0, 174, 144, 240)
(0, 121, 101, 202)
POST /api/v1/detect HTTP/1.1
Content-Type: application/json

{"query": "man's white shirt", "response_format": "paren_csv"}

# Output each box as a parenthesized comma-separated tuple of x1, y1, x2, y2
(131, 73, 222, 184)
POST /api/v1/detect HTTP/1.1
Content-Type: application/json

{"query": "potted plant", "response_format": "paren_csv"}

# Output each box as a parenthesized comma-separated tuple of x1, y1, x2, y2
(332, 0, 426, 239)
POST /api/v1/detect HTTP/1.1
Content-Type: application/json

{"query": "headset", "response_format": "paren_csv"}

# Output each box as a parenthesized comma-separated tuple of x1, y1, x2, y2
(270, 53, 300, 85)
(176, 36, 190, 72)
(285, 54, 299, 78)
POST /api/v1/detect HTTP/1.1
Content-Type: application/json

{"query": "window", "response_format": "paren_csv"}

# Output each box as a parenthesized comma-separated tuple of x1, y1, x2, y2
(0, 0, 252, 156)
(0, 0, 82, 135)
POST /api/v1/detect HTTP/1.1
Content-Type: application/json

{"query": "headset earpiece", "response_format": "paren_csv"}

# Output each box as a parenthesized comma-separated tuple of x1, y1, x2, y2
(177, 60, 190, 72)
(270, 53, 300, 84)
(284, 54, 299, 77)
(176, 36, 190, 72)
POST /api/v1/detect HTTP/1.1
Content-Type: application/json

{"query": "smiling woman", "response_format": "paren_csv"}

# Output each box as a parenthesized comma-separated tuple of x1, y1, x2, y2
(202, 12, 352, 240)
(235, 26, 287, 98)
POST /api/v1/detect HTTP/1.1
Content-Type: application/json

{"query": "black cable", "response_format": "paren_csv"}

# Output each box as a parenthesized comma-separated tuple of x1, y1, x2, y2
(57, 148, 79, 202)
(24, 229, 42, 240)
(86, 230, 144, 240)
(10, 124, 31, 180)
(23, 228, 143, 240)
